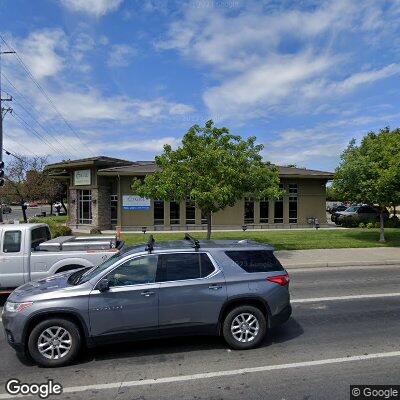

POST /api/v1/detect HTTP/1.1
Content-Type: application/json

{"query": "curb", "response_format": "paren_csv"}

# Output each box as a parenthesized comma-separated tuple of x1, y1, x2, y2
(283, 260, 400, 269)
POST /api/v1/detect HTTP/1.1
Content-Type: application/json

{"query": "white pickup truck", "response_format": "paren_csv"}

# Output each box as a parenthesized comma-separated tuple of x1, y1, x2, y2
(0, 223, 124, 290)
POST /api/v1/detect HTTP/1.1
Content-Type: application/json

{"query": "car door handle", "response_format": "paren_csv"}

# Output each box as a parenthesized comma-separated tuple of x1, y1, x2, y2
(208, 284, 223, 290)
(140, 291, 155, 297)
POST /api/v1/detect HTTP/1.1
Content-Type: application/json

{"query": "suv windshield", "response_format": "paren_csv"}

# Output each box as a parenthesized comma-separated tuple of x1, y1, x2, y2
(345, 206, 359, 212)
(77, 249, 127, 284)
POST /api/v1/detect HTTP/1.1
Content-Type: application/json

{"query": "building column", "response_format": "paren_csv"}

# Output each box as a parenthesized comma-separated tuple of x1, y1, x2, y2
(117, 176, 122, 229)
(283, 195, 290, 224)
(195, 205, 202, 225)
(269, 201, 275, 224)
(180, 200, 186, 226)
(254, 200, 260, 224)
(164, 201, 170, 227)
(68, 188, 78, 228)
(97, 185, 111, 230)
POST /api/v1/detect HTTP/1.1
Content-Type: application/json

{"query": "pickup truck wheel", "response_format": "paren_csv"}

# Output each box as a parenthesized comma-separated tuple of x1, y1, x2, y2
(28, 318, 81, 367)
(222, 305, 267, 350)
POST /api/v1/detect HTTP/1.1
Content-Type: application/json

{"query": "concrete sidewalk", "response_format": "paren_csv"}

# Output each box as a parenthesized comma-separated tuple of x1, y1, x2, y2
(276, 247, 400, 269)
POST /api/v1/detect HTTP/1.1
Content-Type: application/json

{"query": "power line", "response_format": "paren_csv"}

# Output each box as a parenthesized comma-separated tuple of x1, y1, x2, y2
(0, 34, 95, 157)
(5, 136, 40, 158)
(12, 110, 61, 155)
(1, 75, 75, 159)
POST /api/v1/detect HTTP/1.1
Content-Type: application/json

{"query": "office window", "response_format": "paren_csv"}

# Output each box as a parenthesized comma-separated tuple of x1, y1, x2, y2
(288, 184, 298, 223)
(110, 195, 118, 226)
(78, 190, 92, 224)
(260, 200, 269, 223)
(288, 183, 298, 195)
(289, 197, 298, 223)
(274, 183, 284, 223)
(186, 199, 196, 224)
(154, 200, 164, 225)
(201, 210, 208, 224)
(244, 198, 254, 224)
(170, 201, 180, 224)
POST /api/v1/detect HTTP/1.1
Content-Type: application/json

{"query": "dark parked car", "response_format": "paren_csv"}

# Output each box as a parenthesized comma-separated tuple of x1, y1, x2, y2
(2, 204, 12, 214)
(328, 204, 347, 214)
(331, 205, 389, 225)
(3, 235, 291, 367)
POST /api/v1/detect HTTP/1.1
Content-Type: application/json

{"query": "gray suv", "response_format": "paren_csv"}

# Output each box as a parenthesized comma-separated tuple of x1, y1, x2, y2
(2, 235, 291, 367)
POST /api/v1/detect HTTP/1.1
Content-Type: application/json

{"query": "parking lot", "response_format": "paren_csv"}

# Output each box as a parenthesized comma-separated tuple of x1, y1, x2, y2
(2, 206, 52, 223)
(1, 264, 399, 399)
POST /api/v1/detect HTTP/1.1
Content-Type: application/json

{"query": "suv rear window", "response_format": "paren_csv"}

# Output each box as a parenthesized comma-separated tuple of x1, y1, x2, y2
(225, 250, 284, 273)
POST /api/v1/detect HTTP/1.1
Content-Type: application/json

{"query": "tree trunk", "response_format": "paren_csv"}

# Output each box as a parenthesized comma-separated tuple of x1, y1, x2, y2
(49, 202, 53, 215)
(21, 202, 27, 223)
(206, 212, 212, 240)
(394, 205, 396, 216)
(379, 209, 385, 243)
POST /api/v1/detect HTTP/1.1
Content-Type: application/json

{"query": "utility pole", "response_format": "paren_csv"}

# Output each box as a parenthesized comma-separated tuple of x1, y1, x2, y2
(0, 42, 16, 222)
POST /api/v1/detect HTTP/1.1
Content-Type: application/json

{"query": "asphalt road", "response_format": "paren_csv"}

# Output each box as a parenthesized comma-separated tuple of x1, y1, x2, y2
(0, 264, 400, 399)
(2, 206, 52, 222)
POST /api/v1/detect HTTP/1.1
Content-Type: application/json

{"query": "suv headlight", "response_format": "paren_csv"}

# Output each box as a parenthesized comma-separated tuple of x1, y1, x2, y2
(5, 301, 33, 313)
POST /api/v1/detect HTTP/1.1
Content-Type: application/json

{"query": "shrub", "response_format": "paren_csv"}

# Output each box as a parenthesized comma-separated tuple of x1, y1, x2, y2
(386, 216, 400, 228)
(90, 227, 102, 235)
(52, 225, 72, 238)
(339, 216, 359, 228)
(358, 222, 365, 228)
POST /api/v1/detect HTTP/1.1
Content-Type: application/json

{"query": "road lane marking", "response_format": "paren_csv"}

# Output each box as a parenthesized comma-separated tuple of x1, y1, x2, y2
(288, 264, 400, 273)
(292, 292, 400, 303)
(1, 350, 400, 398)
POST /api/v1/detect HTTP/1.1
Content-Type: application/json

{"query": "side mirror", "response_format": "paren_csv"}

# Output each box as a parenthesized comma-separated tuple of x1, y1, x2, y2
(97, 278, 110, 292)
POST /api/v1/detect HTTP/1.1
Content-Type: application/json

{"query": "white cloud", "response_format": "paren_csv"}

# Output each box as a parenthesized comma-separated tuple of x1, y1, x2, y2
(59, 0, 123, 17)
(263, 128, 346, 166)
(329, 64, 400, 94)
(105, 137, 181, 152)
(203, 52, 334, 119)
(13, 29, 67, 80)
(107, 44, 136, 67)
(158, 0, 400, 120)
(157, 0, 354, 72)
(38, 90, 195, 124)
(302, 64, 400, 99)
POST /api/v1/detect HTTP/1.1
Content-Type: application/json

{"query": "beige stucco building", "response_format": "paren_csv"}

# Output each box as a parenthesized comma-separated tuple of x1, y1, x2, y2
(47, 156, 334, 231)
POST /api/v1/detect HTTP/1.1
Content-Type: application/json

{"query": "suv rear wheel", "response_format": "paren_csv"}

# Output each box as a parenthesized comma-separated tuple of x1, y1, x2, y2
(222, 305, 267, 350)
(28, 318, 81, 367)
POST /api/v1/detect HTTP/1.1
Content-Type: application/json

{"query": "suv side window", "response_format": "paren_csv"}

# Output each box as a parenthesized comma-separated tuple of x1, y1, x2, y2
(160, 253, 215, 282)
(107, 255, 159, 287)
(225, 250, 284, 273)
(3, 230, 22, 253)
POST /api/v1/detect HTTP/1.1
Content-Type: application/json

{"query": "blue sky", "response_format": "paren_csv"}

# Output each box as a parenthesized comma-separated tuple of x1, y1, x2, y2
(1, 0, 400, 172)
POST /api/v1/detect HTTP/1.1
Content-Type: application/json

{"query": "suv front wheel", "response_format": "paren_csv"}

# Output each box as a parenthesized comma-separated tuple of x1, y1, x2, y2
(222, 305, 267, 350)
(28, 318, 81, 367)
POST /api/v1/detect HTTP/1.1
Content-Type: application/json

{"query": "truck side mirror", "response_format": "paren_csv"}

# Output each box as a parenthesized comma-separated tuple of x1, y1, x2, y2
(97, 278, 110, 292)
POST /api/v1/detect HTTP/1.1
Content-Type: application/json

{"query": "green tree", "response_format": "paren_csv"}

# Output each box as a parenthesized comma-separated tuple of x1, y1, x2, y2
(132, 120, 282, 239)
(326, 185, 344, 202)
(332, 127, 400, 242)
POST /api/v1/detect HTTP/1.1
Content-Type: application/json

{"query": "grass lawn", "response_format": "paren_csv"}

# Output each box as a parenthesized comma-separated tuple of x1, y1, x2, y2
(121, 228, 400, 251)
(30, 215, 68, 224)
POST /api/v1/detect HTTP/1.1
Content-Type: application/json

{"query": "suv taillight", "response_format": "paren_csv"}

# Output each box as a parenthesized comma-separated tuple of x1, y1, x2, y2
(267, 273, 290, 286)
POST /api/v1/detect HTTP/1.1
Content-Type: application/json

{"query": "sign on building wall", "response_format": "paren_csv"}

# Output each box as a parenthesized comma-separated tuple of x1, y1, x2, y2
(74, 169, 91, 186)
(123, 195, 151, 211)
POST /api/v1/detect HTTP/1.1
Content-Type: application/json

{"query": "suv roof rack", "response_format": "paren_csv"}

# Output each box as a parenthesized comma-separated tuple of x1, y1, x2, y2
(145, 235, 155, 253)
(184, 233, 200, 249)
